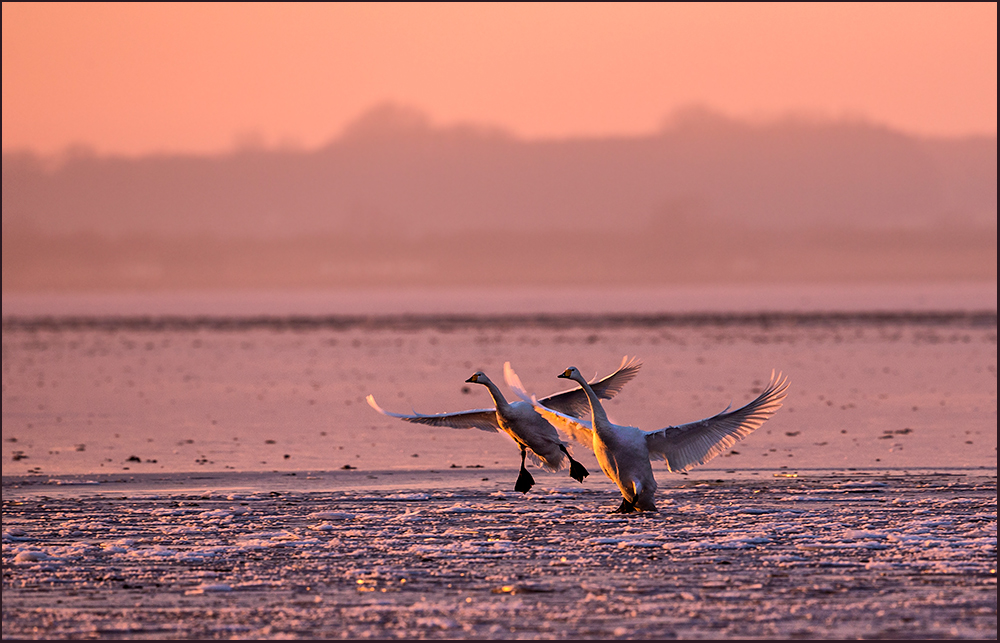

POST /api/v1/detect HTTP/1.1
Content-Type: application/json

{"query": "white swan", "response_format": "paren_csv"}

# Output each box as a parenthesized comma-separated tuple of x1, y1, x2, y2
(366, 357, 641, 493)
(507, 364, 789, 512)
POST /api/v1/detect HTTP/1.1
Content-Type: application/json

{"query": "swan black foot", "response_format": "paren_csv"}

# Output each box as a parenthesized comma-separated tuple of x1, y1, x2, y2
(612, 497, 637, 514)
(559, 444, 589, 483)
(514, 466, 535, 494)
(568, 458, 589, 483)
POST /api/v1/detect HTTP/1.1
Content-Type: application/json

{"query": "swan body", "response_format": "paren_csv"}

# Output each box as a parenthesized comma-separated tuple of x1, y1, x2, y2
(508, 364, 789, 512)
(367, 357, 641, 493)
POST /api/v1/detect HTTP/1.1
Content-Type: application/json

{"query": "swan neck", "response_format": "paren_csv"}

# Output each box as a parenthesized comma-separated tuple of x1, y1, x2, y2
(480, 379, 510, 411)
(574, 374, 610, 427)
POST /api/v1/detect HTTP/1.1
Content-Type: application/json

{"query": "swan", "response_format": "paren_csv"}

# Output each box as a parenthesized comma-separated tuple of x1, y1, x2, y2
(506, 364, 789, 513)
(366, 357, 641, 493)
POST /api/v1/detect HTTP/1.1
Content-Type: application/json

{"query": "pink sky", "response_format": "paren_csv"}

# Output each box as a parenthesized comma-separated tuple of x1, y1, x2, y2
(3, 2, 996, 157)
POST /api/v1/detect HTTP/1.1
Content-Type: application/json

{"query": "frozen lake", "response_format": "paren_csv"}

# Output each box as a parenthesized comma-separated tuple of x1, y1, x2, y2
(2, 284, 997, 638)
(2, 470, 996, 639)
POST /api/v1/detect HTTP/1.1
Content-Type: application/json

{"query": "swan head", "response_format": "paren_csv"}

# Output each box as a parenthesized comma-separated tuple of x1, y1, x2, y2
(466, 372, 488, 384)
(557, 367, 582, 380)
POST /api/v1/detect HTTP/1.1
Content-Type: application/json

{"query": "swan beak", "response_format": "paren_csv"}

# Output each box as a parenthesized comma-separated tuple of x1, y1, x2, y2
(557, 369, 573, 379)
(466, 374, 479, 383)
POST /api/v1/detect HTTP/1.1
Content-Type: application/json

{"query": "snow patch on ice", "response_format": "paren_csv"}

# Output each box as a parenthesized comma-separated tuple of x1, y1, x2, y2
(185, 583, 233, 595)
(307, 511, 355, 520)
(384, 493, 430, 501)
(46, 479, 101, 486)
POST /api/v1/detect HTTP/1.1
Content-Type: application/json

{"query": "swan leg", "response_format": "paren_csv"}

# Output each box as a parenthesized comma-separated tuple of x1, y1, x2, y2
(612, 497, 636, 514)
(514, 447, 535, 494)
(559, 444, 589, 483)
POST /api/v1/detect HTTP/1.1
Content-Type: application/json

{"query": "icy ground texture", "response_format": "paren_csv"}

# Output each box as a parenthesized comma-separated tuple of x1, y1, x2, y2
(3, 473, 996, 639)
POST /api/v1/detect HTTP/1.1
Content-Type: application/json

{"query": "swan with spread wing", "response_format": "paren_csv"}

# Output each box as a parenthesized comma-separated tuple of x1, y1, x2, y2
(367, 357, 642, 493)
(506, 362, 789, 512)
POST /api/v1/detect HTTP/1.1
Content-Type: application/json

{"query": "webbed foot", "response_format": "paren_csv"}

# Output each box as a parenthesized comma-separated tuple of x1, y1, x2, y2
(569, 458, 589, 483)
(514, 467, 535, 494)
(559, 444, 589, 484)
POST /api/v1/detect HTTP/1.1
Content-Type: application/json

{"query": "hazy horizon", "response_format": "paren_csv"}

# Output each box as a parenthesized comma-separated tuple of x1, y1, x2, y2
(4, 102, 997, 162)
(4, 107, 996, 292)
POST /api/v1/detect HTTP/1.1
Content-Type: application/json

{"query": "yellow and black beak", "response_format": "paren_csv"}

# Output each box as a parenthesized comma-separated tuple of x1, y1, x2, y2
(557, 369, 573, 379)
(466, 374, 479, 383)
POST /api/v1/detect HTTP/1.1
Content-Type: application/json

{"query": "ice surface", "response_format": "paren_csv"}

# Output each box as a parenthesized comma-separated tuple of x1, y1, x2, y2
(2, 471, 995, 639)
(2, 302, 996, 477)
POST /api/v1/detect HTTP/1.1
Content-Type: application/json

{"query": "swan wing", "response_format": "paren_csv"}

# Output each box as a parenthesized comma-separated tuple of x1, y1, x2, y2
(644, 371, 789, 472)
(537, 356, 642, 418)
(503, 363, 596, 449)
(530, 399, 597, 451)
(365, 394, 500, 432)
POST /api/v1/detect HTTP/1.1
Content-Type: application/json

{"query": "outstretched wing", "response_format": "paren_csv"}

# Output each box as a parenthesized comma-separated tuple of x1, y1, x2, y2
(365, 395, 500, 432)
(504, 364, 596, 449)
(536, 356, 642, 418)
(644, 371, 789, 472)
